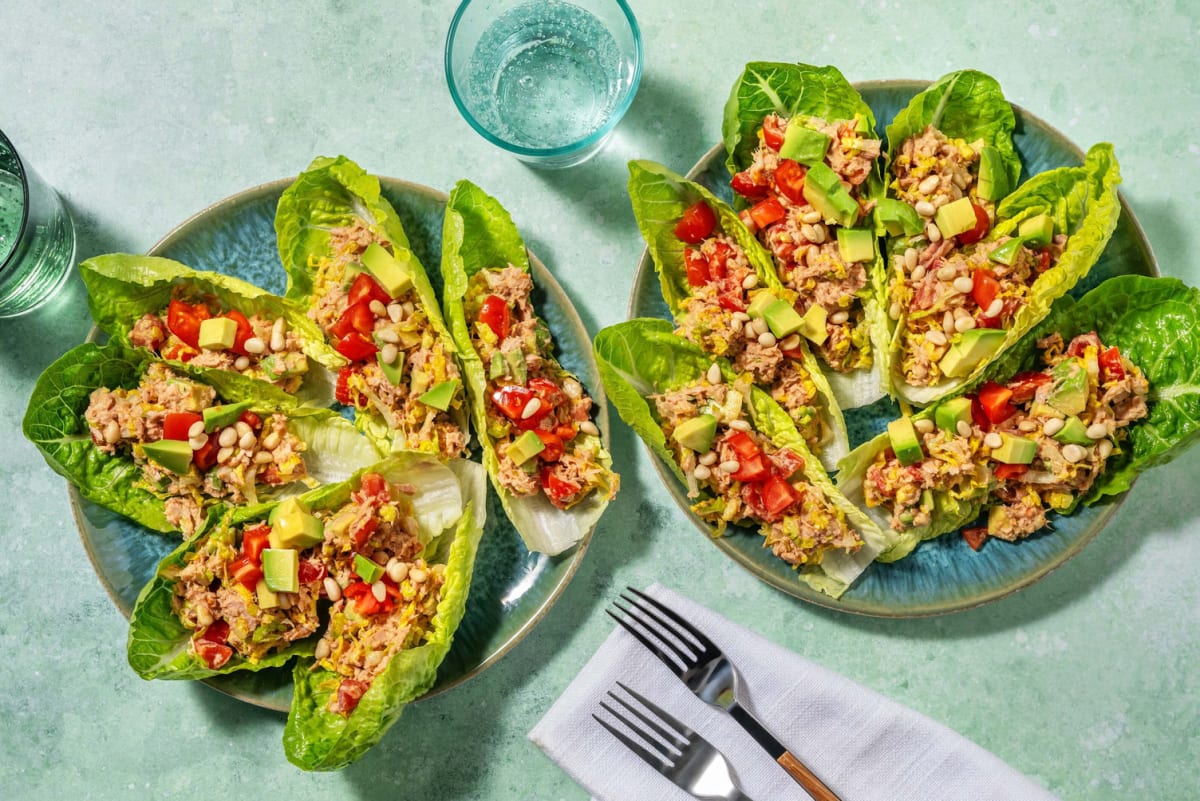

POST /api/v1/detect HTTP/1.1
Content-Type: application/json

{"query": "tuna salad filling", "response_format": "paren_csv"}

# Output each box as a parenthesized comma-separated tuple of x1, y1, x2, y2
(130, 292, 308, 393)
(729, 113, 882, 372)
(864, 331, 1147, 545)
(652, 372, 861, 566)
(466, 265, 617, 510)
(313, 220, 468, 458)
(84, 362, 308, 535)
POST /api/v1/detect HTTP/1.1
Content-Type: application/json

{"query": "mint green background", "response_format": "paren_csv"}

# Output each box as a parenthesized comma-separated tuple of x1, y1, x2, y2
(3, 2, 1198, 799)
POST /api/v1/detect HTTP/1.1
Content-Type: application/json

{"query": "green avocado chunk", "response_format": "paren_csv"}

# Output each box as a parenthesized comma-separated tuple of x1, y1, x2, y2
(361, 242, 414, 298)
(988, 237, 1026, 267)
(992, 433, 1037, 465)
(762, 299, 805, 338)
(202, 401, 253, 432)
(887, 416, 925, 466)
(672, 413, 717, 453)
(353, 553, 384, 584)
(934, 397, 974, 434)
(255, 579, 280, 610)
(142, 439, 193, 474)
(746, 290, 778, 320)
(378, 350, 405, 386)
(1053, 415, 1093, 446)
(506, 429, 545, 466)
(802, 162, 860, 227)
(939, 328, 1006, 378)
(836, 228, 875, 263)
(268, 497, 326, 549)
(934, 197, 978, 239)
(987, 504, 1011, 536)
(798, 304, 829, 345)
(262, 548, 299, 593)
(418, 379, 459, 411)
(197, 317, 237, 350)
(779, 124, 831, 165)
(976, 145, 1011, 202)
(876, 198, 924, 237)
(1046, 358, 1088, 416)
(1018, 213, 1055, 247)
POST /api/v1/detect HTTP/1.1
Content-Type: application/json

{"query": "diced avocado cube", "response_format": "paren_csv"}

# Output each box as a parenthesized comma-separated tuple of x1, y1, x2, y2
(198, 317, 238, 350)
(268, 496, 308, 526)
(762, 299, 805, 338)
(934, 197, 979, 239)
(876, 198, 924, 237)
(377, 350, 405, 385)
(987, 237, 1026, 267)
(934, 397, 974, 434)
(1053, 415, 1093, 446)
(779, 124, 830, 165)
(353, 553, 384, 584)
(506, 429, 545, 466)
(488, 351, 506, 381)
(1045, 358, 1088, 416)
(798, 304, 829, 346)
(938, 328, 1006, 378)
(802, 162, 860, 227)
(256, 579, 280, 610)
(418, 379, 459, 411)
(992, 432, 1037, 465)
(1018, 213, 1055, 247)
(261, 548, 299, 593)
(267, 497, 325, 549)
(505, 349, 527, 385)
(360, 242, 414, 298)
(976, 145, 1011, 202)
(987, 504, 1010, 537)
(672, 413, 718, 454)
(746, 290, 779, 320)
(853, 113, 870, 133)
(887, 416, 925, 466)
(836, 228, 876, 263)
(142, 439, 193, 474)
(202, 401, 253, 432)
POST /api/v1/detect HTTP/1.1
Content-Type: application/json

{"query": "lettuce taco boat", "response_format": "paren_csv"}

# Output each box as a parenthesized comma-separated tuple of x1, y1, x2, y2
(594, 319, 890, 598)
(275, 156, 470, 458)
(877, 70, 1122, 405)
(723, 62, 888, 408)
(440, 179, 618, 556)
(627, 159, 848, 470)
(837, 275, 1200, 562)
(22, 342, 380, 536)
(81, 253, 343, 407)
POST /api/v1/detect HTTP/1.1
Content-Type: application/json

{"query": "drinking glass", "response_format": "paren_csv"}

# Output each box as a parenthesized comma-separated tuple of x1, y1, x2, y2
(445, 0, 643, 168)
(0, 130, 75, 318)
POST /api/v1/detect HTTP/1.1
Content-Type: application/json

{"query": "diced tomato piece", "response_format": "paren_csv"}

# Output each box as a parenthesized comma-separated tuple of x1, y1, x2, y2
(1098, 346, 1126, 382)
(731, 169, 768, 201)
(163, 412, 203, 441)
(978, 381, 1016, 424)
(975, 314, 1002, 329)
(540, 467, 581, 506)
(761, 116, 786, 151)
(478, 294, 511, 339)
(199, 620, 230, 644)
(330, 299, 377, 339)
(1036, 248, 1053, 273)
(1066, 332, 1101, 357)
(961, 527, 988, 551)
(724, 431, 761, 460)
(223, 309, 255, 356)
(760, 475, 802, 517)
(335, 332, 378, 361)
(707, 241, 734, 279)
(347, 272, 391, 307)
(994, 463, 1028, 480)
(360, 472, 389, 499)
(674, 201, 718, 244)
(343, 581, 386, 615)
(748, 198, 786, 229)
(534, 430, 563, 462)
(773, 159, 807, 205)
(335, 366, 357, 405)
(731, 453, 770, 483)
(194, 640, 233, 670)
(166, 299, 210, 349)
(334, 679, 368, 715)
(972, 268, 1001, 312)
(768, 448, 805, 478)
(957, 203, 990, 245)
(352, 516, 379, 550)
(298, 559, 326, 585)
(717, 294, 746, 312)
(555, 424, 578, 441)
(193, 437, 218, 471)
(492, 384, 536, 421)
(1007, 370, 1052, 403)
(969, 395, 991, 432)
(238, 410, 262, 432)
(229, 555, 263, 591)
(241, 525, 272, 564)
(684, 249, 710, 287)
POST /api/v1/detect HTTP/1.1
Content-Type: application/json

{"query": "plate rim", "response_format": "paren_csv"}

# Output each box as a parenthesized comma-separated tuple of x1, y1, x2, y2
(626, 79, 1158, 617)
(70, 173, 608, 707)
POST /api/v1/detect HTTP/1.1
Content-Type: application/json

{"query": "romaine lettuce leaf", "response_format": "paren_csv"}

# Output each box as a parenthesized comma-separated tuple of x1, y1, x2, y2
(81, 253, 343, 408)
(626, 158, 848, 469)
(441, 178, 617, 556)
(282, 456, 487, 771)
(593, 318, 890, 596)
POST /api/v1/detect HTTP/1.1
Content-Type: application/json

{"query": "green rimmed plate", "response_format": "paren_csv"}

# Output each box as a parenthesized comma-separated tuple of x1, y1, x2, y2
(629, 80, 1157, 617)
(72, 176, 608, 708)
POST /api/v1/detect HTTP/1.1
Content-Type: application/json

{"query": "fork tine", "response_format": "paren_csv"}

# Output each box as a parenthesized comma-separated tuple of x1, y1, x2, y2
(606, 605, 688, 674)
(606, 687, 688, 752)
(593, 708, 673, 773)
(625, 586, 716, 652)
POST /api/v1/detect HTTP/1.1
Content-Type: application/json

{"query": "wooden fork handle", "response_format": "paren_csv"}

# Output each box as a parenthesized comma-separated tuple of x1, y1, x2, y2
(777, 751, 842, 801)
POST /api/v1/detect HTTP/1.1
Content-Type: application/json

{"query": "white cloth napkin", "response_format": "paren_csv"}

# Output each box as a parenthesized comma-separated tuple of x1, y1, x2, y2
(529, 584, 1059, 801)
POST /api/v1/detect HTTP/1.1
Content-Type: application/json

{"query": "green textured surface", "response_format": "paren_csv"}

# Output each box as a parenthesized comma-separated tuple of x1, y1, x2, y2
(2, 2, 1199, 799)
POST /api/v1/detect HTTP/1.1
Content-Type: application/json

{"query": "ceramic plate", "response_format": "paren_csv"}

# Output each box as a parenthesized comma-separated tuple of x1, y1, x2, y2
(629, 80, 1157, 616)
(72, 176, 607, 708)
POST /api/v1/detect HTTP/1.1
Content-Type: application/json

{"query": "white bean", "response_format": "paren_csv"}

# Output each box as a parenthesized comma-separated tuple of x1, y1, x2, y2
(1062, 444, 1087, 463)
(521, 397, 542, 420)
(693, 464, 712, 481)
(741, 273, 758, 290)
(239, 431, 257, 450)
(579, 421, 600, 437)
(925, 329, 948, 346)
(371, 581, 387, 603)
(758, 332, 777, 347)
(314, 639, 331, 661)
(386, 559, 407, 584)
(261, 431, 280, 450)
(1086, 423, 1108, 440)
(189, 434, 208, 451)
(707, 363, 722, 385)
(409, 568, 427, 584)
(375, 328, 399, 344)
(188, 420, 206, 438)
(244, 337, 266, 355)
(801, 209, 822, 224)
(218, 427, 238, 448)
(699, 451, 719, 466)
(253, 451, 273, 465)
(915, 200, 936, 217)
(387, 303, 404, 323)
(937, 264, 957, 281)
(911, 264, 927, 281)
(985, 298, 1004, 318)
(368, 300, 387, 316)
(1043, 418, 1065, 436)
(323, 577, 342, 602)
(984, 432, 1003, 449)
(270, 317, 287, 352)
(1018, 420, 1038, 432)
(956, 420, 972, 438)
(943, 311, 956, 334)
(103, 421, 121, 444)
(728, 420, 751, 432)
(914, 418, 934, 434)
(779, 334, 801, 351)
(234, 356, 251, 371)
(919, 175, 940, 195)
(955, 316, 976, 333)
(1098, 439, 1114, 460)
(952, 276, 975, 294)
(926, 223, 943, 243)
(235, 421, 252, 438)
(889, 302, 902, 320)
(752, 318, 770, 336)
(719, 460, 741, 474)
(904, 248, 918, 270)
(381, 343, 399, 365)
(809, 224, 827, 244)
(217, 446, 234, 464)
(829, 310, 849, 325)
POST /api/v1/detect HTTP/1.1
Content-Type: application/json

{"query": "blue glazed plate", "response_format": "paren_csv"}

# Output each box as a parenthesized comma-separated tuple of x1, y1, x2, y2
(629, 81, 1157, 617)
(72, 176, 607, 708)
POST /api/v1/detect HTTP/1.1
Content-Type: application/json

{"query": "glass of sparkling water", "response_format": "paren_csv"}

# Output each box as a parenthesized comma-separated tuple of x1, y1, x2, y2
(445, 0, 642, 168)
(0, 130, 75, 318)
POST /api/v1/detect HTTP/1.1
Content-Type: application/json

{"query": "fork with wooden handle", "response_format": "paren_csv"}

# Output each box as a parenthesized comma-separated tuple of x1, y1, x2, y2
(609, 587, 842, 801)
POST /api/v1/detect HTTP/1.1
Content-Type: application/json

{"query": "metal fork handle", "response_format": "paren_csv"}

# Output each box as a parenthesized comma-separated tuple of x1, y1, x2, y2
(727, 703, 842, 801)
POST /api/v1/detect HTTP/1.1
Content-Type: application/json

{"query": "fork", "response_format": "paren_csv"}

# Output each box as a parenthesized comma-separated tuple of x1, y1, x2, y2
(609, 587, 842, 801)
(594, 681, 758, 801)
